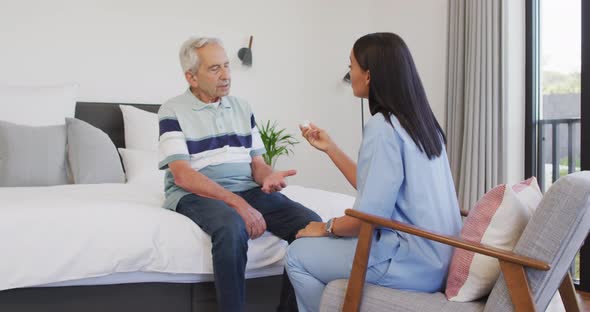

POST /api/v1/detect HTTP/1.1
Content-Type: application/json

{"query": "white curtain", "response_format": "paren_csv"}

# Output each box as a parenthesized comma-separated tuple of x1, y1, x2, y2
(446, 0, 507, 211)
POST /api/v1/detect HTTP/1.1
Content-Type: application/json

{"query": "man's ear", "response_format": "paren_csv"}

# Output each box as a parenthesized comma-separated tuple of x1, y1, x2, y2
(185, 71, 199, 88)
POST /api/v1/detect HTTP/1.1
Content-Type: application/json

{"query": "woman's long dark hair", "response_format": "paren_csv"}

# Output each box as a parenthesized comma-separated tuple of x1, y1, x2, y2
(353, 32, 446, 159)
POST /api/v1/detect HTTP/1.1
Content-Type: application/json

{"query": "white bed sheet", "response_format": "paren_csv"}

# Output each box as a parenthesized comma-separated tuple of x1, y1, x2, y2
(0, 183, 354, 290)
(38, 263, 285, 287)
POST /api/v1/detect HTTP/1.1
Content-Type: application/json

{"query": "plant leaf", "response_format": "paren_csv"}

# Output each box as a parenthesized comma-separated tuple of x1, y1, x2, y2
(257, 120, 299, 166)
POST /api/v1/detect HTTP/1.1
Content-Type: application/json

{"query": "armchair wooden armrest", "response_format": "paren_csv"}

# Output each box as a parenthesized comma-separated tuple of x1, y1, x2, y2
(342, 209, 579, 312)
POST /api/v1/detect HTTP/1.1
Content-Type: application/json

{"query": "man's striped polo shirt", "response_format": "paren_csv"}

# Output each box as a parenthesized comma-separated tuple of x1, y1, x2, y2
(158, 89, 266, 210)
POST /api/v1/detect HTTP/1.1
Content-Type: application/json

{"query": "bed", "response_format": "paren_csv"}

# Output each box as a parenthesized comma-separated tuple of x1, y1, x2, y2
(0, 102, 355, 312)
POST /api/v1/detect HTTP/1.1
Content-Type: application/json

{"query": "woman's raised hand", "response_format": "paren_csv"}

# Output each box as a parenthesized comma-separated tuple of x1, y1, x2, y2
(300, 123, 334, 153)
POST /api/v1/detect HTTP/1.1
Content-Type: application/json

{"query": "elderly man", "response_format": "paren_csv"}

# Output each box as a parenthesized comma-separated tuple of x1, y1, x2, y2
(157, 37, 321, 312)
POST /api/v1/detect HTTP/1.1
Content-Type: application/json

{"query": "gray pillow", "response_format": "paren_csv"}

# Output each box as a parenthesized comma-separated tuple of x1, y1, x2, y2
(66, 118, 125, 184)
(0, 121, 68, 186)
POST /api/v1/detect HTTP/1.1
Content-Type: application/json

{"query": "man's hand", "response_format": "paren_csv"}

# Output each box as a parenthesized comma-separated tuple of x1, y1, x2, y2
(168, 160, 268, 239)
(235, 205, 267, 239)
(261, 170, 297, 193)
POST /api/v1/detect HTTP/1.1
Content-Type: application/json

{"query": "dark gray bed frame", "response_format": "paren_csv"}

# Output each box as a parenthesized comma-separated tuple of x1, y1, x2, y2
(0, 102, 283, 312)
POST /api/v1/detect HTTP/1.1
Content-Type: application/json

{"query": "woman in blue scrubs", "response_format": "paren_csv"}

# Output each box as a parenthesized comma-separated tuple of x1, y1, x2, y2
(285, 32, 462, 312)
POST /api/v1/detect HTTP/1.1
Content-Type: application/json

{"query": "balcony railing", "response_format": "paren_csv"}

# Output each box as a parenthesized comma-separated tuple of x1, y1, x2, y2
(538, 117, 581, 282)
(537, 117, 581, 192)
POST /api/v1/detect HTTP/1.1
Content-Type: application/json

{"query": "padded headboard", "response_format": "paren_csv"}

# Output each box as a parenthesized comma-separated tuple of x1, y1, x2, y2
(74, 102, 160, 149)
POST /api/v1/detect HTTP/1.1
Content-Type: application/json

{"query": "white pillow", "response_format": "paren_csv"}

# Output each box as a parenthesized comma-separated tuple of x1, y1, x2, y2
(120, 105, 159, 151)
(446, 178, 543, 301)
(0, 83, 77, 126)
(118, 148, 164, 192)
(443, 177, 573, 309)
(445, 176, 565, 310)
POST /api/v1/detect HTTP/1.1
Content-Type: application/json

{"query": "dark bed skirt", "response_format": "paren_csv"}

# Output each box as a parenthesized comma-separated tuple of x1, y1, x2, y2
(0, 275, 283, 312)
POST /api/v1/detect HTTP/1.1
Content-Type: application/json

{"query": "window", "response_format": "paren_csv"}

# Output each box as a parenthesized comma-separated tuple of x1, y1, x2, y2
(526, 0, 589, 289)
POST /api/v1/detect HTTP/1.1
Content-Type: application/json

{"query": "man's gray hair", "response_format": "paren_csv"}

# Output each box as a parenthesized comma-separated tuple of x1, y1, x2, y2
(179, 37, 223, 74)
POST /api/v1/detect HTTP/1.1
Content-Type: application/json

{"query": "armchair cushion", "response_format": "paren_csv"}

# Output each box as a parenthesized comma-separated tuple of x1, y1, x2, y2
(320, 279, 485, 312)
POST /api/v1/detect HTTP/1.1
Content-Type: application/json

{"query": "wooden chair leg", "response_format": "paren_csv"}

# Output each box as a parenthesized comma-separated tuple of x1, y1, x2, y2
(499, 260, 536, 312)
(342, 222, 374, 312)
(559, 272, 581, 312)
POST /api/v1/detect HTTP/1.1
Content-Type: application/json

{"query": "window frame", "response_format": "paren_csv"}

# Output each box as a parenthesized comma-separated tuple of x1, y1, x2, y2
(526, 0, 589, 289)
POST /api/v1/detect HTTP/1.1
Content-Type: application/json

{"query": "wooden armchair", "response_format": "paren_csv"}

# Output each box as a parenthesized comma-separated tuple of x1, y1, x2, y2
(320, 171, 590, 312)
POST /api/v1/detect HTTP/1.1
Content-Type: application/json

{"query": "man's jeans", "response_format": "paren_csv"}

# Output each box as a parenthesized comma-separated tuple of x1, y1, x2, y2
(176, 187, 322, 312)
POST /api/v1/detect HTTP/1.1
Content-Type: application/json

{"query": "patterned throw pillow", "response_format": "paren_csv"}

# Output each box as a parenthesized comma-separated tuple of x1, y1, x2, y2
(445, 177, 542, 301)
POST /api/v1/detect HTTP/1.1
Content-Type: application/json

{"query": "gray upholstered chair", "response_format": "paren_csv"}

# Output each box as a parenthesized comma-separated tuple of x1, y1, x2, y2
(320, 171, 590, 312)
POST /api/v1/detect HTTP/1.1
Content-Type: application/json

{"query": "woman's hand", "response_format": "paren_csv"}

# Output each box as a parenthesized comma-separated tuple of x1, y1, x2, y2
(295, 221, 328, 239)
(300, 123, 335, 153)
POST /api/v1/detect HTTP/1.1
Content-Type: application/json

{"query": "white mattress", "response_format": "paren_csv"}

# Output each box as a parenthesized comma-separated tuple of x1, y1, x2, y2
(38, 263, 285, 287)
(0, 183, 354, 290)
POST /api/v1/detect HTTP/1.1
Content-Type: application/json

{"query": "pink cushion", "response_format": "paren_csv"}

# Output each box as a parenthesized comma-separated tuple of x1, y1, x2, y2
(445, 177, 542, 302)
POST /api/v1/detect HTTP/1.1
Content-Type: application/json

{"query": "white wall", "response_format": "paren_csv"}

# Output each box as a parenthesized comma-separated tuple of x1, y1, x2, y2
(0, 0, 449, 195)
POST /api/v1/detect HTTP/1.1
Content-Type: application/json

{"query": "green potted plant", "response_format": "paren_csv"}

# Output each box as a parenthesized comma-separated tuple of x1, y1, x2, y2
(258, 120, 299, 168)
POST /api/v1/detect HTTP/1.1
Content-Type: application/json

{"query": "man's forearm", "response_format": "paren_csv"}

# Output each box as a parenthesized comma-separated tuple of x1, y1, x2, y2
(177, 170, 248, 209)
(251, 161, 273, 185)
